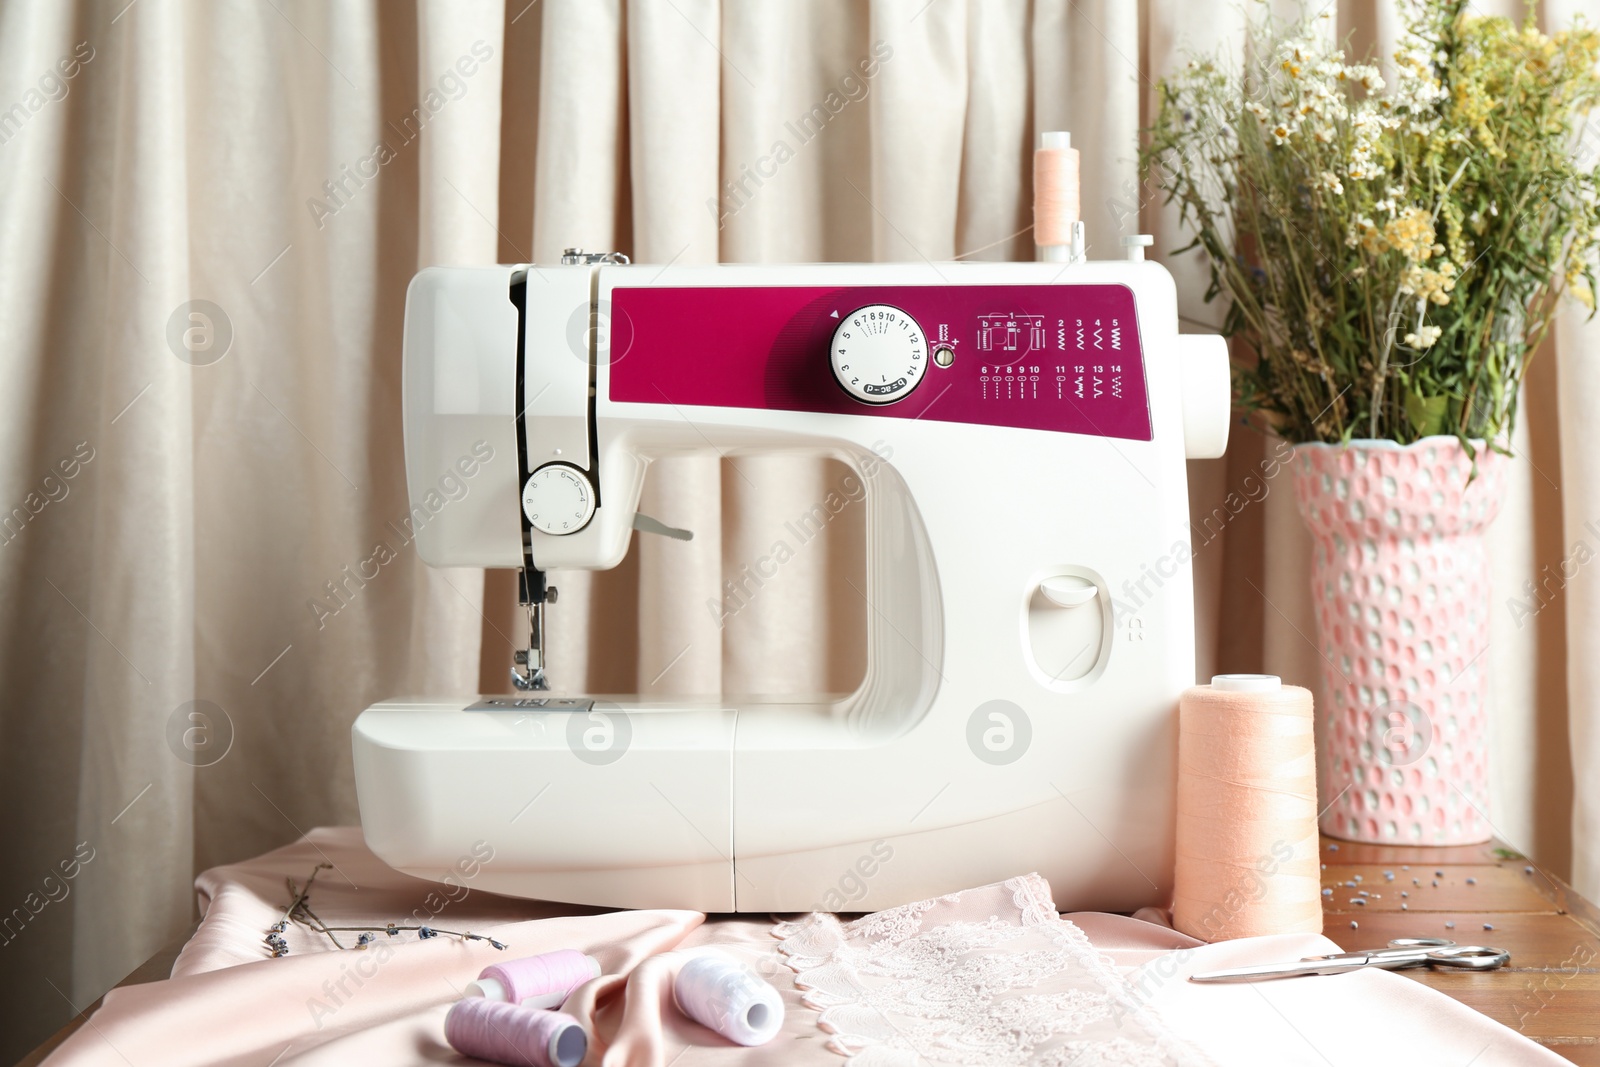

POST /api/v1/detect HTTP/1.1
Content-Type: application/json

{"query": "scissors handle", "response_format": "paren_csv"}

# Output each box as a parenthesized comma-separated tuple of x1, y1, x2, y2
(1346, 941, 1510, 972)
(1424, 945, 1511, 970)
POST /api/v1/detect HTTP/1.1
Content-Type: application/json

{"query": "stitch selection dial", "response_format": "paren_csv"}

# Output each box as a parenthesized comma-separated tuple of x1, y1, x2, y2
(830, 304, 927, 405)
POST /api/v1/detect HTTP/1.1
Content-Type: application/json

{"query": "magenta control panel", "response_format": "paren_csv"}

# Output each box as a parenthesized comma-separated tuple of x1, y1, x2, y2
(606, 284, 1153, 441)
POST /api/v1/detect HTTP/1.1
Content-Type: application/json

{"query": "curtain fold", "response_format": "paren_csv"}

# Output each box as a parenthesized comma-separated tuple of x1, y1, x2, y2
(69, 0, 198, 1007)
(1549, 0, 1600, 927)
(0, 1, 1588, 1062)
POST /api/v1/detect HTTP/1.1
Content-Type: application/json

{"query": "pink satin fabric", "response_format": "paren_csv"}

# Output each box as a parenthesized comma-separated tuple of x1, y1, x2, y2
(42, 829, 1566, 1066)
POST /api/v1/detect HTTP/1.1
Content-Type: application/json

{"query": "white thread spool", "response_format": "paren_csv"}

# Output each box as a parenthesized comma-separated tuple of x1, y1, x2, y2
(672, 949, 783, 1046)
(1034, 130, 1081, 263)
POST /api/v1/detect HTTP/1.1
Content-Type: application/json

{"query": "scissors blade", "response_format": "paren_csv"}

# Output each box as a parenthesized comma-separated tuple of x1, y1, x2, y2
(1189, 955, 1373, 983)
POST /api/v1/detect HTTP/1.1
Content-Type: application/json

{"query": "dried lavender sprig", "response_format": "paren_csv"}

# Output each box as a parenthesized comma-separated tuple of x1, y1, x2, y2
(266, 862, 507, 954)
(274, 864, 331, 929)
(316, 924, 507, 950)
(293, 900, 346, 950)
(262, 864, 335, 956)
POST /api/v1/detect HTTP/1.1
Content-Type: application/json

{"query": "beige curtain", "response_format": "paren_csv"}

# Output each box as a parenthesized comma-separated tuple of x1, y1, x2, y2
(0, 0, 1588, 1060)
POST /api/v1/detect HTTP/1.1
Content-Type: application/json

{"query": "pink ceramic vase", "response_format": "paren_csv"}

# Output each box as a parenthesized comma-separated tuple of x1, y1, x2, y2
(1290, 437, 1507, 845)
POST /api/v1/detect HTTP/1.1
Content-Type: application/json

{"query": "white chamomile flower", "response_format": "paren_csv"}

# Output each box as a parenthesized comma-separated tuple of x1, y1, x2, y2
(1403, 324, 1442, 349)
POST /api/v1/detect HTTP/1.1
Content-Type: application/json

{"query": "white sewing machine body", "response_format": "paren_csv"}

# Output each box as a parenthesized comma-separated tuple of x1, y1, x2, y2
(353, 255, 1229, 912)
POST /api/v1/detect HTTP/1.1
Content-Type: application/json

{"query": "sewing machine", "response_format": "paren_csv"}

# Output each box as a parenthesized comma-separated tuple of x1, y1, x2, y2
(353, 241, 1230, 912)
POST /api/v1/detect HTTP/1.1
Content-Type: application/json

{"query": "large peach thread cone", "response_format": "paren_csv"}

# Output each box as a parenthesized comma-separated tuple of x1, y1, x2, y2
(1173, 676, 1322, 942)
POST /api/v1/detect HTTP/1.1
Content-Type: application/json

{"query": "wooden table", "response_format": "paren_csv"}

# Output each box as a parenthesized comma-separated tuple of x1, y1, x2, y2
(1321, 834, 1600, 1064)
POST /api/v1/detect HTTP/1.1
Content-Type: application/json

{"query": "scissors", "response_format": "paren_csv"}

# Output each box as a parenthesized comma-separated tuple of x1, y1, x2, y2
(1189, 939, 1511, 983)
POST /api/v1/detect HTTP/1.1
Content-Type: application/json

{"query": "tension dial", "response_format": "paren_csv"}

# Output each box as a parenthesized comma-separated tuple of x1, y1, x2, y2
(522, 463, 595, 536)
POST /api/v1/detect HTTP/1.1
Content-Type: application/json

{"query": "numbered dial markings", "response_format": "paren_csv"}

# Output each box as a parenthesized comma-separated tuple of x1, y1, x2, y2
(830, 304, 928, 405)
(522, 463, 595, 536)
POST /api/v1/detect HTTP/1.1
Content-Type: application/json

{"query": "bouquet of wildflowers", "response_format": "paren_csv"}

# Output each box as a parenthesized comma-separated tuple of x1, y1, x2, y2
(1143, 0, 1600, 445)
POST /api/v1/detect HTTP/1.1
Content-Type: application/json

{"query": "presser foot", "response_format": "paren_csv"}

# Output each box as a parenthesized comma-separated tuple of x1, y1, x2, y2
(511, 651, 549, 691)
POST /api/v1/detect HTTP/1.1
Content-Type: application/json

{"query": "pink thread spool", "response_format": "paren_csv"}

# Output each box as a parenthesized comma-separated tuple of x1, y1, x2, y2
(467, 949, 600, 1009)
(673, 949, 783, 1046)
(445, 999, 587, 1067)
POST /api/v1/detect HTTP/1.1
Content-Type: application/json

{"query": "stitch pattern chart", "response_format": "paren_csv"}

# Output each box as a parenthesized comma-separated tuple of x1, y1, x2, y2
(610, 283, 1153, 441)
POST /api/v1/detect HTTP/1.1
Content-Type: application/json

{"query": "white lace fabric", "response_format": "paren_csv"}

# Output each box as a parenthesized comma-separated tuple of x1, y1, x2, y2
(773, 874, 1209, 1067)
